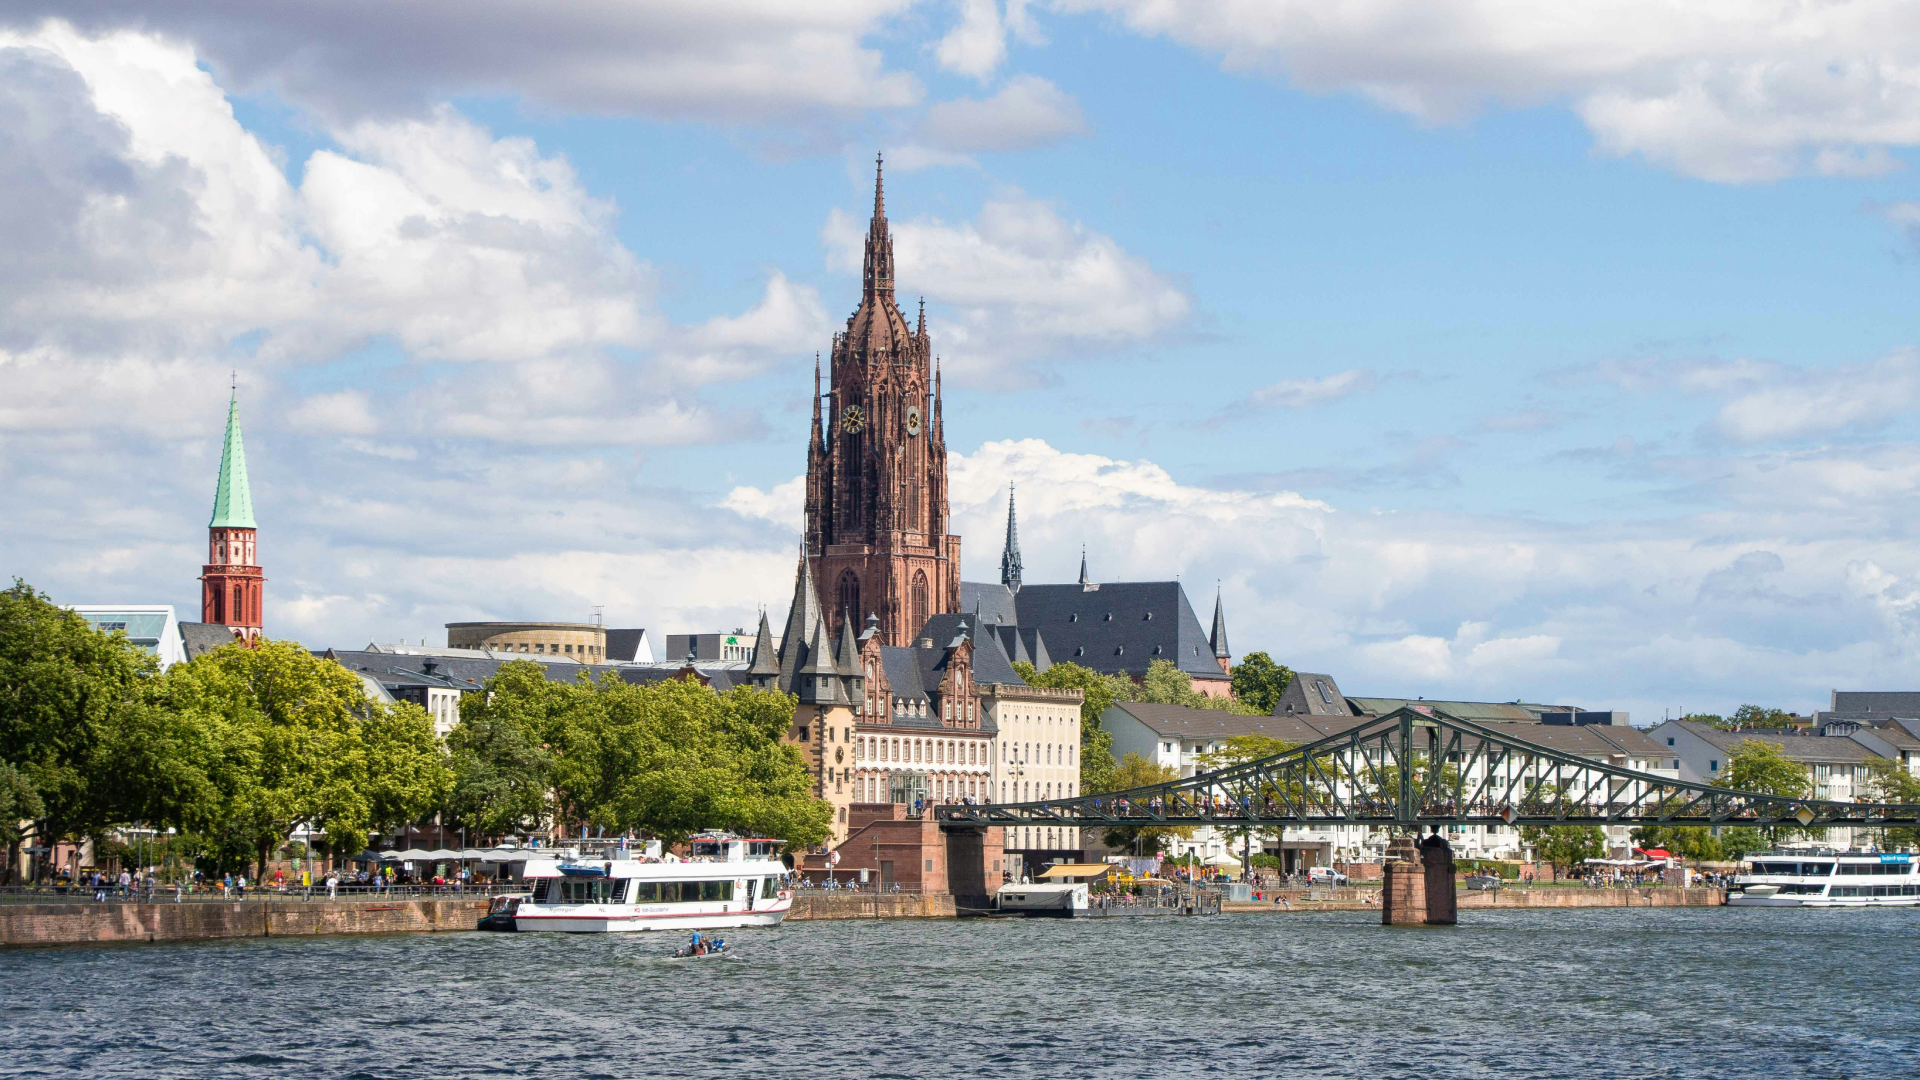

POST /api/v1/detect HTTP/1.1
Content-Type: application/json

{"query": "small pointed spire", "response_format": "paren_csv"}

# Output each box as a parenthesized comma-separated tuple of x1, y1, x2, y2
(836, 607, 860, 675)
(873, 151, 885, 219)
(933, 356, 943, 425)
(1078, 545, 1089, 587)
(917, 296, 926, 338)
(810, 353, 824, 447)
(749, 610, 779, 679)
(1210, 584, 1230, 660)
(862, 151, 893, 297)
(209, 384, 256, 529)
(999, 484, 1023, 593)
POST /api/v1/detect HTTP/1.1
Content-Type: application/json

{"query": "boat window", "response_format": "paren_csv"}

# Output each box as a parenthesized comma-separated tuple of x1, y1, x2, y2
(633, 882, 660, 903)
(557, 879, 623, 903)
(701, 880, 732, 902)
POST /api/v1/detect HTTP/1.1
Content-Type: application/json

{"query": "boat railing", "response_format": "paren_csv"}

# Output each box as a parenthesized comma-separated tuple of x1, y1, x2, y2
(0, 882, 532, 905)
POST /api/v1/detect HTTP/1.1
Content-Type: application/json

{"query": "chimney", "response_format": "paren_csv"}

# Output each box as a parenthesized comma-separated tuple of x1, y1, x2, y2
(919, 637, 933, 648)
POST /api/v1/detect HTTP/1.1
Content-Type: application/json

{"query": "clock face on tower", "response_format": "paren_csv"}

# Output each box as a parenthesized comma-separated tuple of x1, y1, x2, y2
(906, 405, 921, 437)
(841, 405, 864, 434)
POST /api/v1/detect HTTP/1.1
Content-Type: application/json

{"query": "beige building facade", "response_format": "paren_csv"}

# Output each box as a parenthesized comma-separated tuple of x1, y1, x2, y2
(446, 621, 607, 661)
(983, 682, 1084, 855)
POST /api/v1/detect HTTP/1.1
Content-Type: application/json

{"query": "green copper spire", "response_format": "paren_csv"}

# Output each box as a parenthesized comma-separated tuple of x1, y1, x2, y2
(208, 387, 256, 528)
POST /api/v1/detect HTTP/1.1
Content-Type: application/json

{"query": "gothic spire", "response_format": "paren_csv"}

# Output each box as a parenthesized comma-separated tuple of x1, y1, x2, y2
(1078, 545, 1090, 587)
(862, 152, 893, 297)
(776, 539, 826, 691)
(999, 484, 1023, 593)
(209, 384, 256, 528)
(1210, 585, 1231, 660)
(809, 353, 823, 448)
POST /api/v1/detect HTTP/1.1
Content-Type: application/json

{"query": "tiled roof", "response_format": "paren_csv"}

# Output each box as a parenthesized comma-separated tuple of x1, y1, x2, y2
(1477, 722, 1664, 759)
(959, 579, 1227, 681)
(1668, 720, 1880, 763)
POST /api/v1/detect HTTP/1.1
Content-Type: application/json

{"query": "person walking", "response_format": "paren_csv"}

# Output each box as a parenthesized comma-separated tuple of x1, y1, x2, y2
(326, 872, 338, 900)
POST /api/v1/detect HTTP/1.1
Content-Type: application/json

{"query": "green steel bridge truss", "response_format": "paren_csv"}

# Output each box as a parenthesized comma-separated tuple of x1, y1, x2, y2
(935, 707, 1920, 830)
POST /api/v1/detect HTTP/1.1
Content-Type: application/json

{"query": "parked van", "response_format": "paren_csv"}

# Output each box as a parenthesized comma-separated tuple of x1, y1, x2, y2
(1307, 867, 1348, 886)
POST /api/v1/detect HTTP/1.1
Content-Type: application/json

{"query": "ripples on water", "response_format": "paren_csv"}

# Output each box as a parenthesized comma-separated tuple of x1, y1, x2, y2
(3, 907, 1917, 1079)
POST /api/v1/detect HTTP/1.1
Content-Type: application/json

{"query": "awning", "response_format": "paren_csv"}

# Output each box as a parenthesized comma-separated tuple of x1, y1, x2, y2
(1037, 863, 1115, 880)
(1634, 848, 1672, 859)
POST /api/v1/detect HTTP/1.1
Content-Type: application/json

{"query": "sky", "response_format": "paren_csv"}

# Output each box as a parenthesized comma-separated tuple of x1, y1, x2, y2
(6, 2, 1920, 723)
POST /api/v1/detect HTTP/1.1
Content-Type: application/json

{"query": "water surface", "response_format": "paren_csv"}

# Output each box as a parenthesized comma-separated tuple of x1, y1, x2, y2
(4, 907, 1916, 1078)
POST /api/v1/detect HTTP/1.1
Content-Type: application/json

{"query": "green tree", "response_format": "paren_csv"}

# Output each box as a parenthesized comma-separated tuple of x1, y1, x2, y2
(1681, 712, 1724, 728)
(0, 581, 215, 880)
(1715, 739, 1809, 798)
(444, 665, 558, 836)
(1097, 751, 1194, 853)
(1228, 652, 1294, 714)
(1629, 824, 1725, 863)
(357, 700, 453, 838)
(1137, 659, 1265, 715)
(1860, 756, 1920, 850)
(1519, 824, 1606, 873)
(1196, 734, 1299, 870)
(1728, 704, 1797, 730)
(1012, 660, 1131, 795)
(454, 665, 831, 849)
(154, 639, 382, 877)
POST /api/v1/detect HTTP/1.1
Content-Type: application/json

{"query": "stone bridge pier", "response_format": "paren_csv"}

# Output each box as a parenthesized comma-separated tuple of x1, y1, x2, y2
(1381, 829, 1457, 926)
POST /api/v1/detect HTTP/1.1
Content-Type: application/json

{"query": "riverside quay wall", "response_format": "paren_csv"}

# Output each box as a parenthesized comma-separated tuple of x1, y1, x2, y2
(0, 896, 489, 948)
(1223, 886, 1726, 915)
(785, 892, 956, 921)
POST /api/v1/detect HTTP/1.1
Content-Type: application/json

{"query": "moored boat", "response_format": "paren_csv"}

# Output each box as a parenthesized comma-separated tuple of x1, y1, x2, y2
(1727, 850, 1920, 907)
(513, 832, 794, 933)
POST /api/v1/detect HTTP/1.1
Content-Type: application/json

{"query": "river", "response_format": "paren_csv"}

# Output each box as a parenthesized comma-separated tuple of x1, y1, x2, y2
(3, 906, 1916, 1078)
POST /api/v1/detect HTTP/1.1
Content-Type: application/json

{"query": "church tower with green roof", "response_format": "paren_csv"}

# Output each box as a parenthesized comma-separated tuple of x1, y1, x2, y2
(199, 386, 265, 641)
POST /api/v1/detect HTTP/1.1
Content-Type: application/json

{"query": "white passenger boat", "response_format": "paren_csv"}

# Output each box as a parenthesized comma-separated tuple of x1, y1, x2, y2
(1728, 850, 1920, 907)
(513, 833, 794, 933)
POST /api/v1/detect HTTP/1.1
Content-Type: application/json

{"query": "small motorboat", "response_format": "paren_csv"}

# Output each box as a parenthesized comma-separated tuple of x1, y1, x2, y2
(478, 893, 530, 932)
(671, 941, 731, 959)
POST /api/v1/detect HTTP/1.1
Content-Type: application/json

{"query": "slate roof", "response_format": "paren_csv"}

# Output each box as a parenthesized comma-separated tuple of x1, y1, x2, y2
(1476, 722, 1667, 760)
(323, 648, 751, 695)
(958, 579, 1227, 682)
(918, 613, 1027, 687)
(603, 628, 650, 662)
(179, 622, 240, 660)
(1347, 697, 1550, 723)
(1828, 691, 1920, 718)
(1274, 672, 1355, 718)
(1666, 720, 1881, 763)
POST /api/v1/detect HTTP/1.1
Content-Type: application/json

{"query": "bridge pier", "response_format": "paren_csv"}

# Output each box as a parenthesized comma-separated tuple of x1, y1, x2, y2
(1381, 832, 1456, 926)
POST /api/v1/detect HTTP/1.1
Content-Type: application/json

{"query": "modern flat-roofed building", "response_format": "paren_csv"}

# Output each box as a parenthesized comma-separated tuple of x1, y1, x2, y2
(664, 630, 771, 664)
(69, 605, 187, 669)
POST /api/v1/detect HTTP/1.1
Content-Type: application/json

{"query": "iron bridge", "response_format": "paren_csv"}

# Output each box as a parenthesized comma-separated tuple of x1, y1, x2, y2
(934, 707, 1920, 830)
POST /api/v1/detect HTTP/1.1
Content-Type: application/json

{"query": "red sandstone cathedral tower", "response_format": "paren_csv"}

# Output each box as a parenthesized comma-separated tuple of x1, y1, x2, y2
(804, 156, 960, 646)
(200, 386, 264, 640)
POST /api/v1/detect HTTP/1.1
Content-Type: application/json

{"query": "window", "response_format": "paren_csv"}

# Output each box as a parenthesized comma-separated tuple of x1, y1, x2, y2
(1317, 680, 1334, 705)
(911, 571, 929, 637)
(1666, 737, 1675, 746)
(632, 882, 660, 903)
(1709, 760, 1719, 771)
(837, 571, 860, 628)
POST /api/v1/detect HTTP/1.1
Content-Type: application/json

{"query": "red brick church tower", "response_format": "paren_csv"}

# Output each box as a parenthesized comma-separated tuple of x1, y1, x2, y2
(200, 385, 264, 641)
(804, 155, 960, 646)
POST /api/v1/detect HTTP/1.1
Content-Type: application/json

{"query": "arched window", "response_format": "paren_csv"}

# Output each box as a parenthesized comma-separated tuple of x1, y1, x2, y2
(836, 571, 860, 628)
(233, 585, 244, 624)
(910, 570, 929, 636)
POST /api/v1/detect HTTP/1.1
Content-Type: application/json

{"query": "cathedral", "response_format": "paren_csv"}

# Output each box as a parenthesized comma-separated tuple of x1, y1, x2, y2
(804, 155, 961, 647)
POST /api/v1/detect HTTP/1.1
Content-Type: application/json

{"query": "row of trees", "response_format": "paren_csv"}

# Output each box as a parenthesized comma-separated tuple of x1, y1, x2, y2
(1, 582, 448, 881)
(0, 581, 828, 882)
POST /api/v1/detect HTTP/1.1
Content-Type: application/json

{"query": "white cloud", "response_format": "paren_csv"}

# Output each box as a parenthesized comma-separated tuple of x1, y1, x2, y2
(823, 195, 1190, 382)
(13, 2, 922, 123)
(1060, 0, 1920, 182)
(287, 390, 379, 436)
(0, 24, 815, 453)
(720, 475, 809, 527)
(936, 0, 1008, 80)
(1221, 368, 1377, 417)
(1572, 349, 1920, 446)
(921, 74, 1088, 152)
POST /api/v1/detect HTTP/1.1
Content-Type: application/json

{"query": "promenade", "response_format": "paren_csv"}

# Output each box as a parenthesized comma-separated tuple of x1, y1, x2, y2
(0, 891, 491, 947)
(1224, 885, 1726, 914)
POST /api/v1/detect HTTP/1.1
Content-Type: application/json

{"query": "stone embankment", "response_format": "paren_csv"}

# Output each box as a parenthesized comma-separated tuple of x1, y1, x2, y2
(785, 892, 956, 920)
(0, 897, 489, 948)
(1223, 886, 1725, 915)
